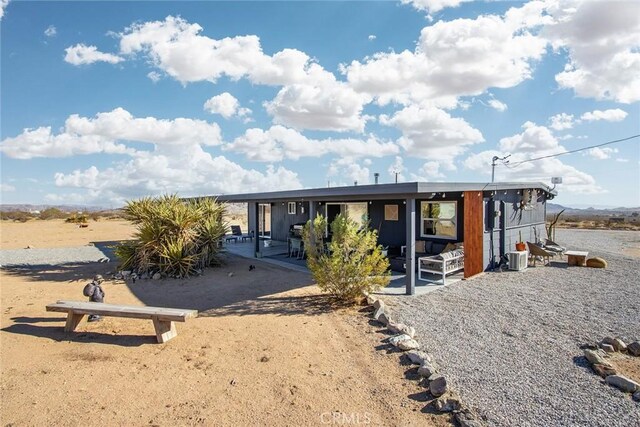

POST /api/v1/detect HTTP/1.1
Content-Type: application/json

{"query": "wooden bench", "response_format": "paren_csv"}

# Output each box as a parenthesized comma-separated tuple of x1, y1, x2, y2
(46, 301, 198, 343)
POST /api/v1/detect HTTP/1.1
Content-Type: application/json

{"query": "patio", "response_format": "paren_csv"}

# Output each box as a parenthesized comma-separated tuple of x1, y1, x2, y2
(222, 239, 463, 296)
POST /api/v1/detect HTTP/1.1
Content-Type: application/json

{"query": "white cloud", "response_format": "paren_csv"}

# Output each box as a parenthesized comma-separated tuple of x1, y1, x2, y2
(368, 35, 376, 41)
(226, 125, 398, 162)
(380, 105, 483, 161)
(488, 99, 508, 112)
(580, 108, 628, 122)
(1, 183, 16, 192)
(203, 92, 252, 120)
(0, 108, 222, 159)
(44, 25, 57, 37)
(549, 113, 574, 131)
(464, 149, 604, 194)
(545, 0, 640, 103)
(387, 156, 405, 182)
(499, 121, 562, 153)
(327, 158, 371, 186)
(0, 0, 9, 20)
(118, 16, 368, 132)
(344, 2, 550, 106)
(585, 147, 618, 160)
(64, 43, 124, 65)
(401, 0, 472, 14)
(147, 71, 161, 83)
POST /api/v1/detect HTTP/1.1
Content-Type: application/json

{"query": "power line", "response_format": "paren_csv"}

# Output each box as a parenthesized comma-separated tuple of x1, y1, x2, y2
(506, 134, 640, 166)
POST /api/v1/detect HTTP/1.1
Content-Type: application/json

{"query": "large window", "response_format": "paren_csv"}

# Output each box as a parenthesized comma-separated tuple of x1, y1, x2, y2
(420, 201, 457, 239)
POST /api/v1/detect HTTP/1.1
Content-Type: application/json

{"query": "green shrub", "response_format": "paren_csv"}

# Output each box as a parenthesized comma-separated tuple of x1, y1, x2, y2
(303, 214, 390, 303)
(114, 195, 227, 278)
(39, 207, 67, 220)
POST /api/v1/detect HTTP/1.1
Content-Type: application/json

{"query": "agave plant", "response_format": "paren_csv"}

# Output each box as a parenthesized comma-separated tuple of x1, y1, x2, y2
(116, 194, 228, 278)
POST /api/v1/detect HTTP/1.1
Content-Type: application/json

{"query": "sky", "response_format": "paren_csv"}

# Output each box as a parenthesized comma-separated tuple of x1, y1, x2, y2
(1, 0, 639, 208)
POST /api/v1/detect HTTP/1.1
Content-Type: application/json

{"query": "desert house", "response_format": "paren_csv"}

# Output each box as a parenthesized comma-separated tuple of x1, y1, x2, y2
(215, 182, 556, 294)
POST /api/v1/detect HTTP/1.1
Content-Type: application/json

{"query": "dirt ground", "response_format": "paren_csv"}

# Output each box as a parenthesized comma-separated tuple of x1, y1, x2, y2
(0, 220, 449, 426)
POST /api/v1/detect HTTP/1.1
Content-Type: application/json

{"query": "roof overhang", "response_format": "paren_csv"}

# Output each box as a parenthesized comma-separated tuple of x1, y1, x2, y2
(210, 182, 557, 203)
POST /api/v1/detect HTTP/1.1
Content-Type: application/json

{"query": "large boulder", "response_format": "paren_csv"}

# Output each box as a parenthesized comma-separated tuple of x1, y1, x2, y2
(434, 393, 461, 412)
(627, 341, 640, 356)
(428, 375, 448, 397)
(398, 339, 421, 351)
(388, 334, 412, 347)
(586, 257, 607, 268)
(417, 361, 436, 378)
(584, 349, 613, 367)
(605, 375, 639, 393)
(406, 350, 431, 365)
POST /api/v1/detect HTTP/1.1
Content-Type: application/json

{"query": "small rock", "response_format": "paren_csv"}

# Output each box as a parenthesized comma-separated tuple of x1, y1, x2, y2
(613, 338, 627, 352)
(121, 270, 131, 278)
(373, 299, 385, 310)
(387, 322, 415, 338)
(388, 334, 412, 347)
(605, 375, 639, 393)
(406, 350, 431, 365)
(584, 349, 613, 367)
(434, 393, 461, 412)
(428, 375, 448, 397)
(398, 339, 420, 351)
(592, 364, 617, 378)
(417, 361, 436, 377)
(600, 343, 615, 353)
(455, 412, 483, 427)
(152, 273, 161, 280)
(586, 257, 607, 268)
(373, 307, 389, 325)
(366, 294, 378, 306)
(378, 312, 392, 326)
(227, 272, 234, 277)
(633, 390, 640, 402)
(627, 341, 640, 357)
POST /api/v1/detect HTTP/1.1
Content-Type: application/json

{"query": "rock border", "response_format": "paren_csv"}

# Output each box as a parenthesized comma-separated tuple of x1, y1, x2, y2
(365, 294, 483, 427)
(582, 335, 640, 402)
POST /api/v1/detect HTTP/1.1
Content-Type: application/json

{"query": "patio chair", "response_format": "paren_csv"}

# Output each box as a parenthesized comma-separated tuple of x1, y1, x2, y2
(544, 238, 566, 257)
(289, 238, 304, 259)
(230, 225, 253, 242)
(527, 241, 556, 266)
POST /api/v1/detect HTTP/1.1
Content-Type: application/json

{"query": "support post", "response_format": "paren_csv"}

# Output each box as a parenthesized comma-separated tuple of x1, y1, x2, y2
(252, 202, 260, 257)
(64, 311, 84, 332)
(309, 201, 316, 247)
(405, 198, 416, 295)
(152, 317, 177, 343)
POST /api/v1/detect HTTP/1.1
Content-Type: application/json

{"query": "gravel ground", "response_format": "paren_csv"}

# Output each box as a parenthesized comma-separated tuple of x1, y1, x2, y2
(0, 245, 111, 267)
(386, 229, 640, 427)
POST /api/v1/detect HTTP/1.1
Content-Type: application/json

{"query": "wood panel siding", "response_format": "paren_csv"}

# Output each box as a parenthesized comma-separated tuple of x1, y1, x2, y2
(464, 191, 483, 279)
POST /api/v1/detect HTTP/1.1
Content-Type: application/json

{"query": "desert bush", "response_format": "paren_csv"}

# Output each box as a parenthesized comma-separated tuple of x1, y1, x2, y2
(114, 195, 227, 278)
(65, 213, 89, 224)
(1, 210, 33, 222)
(39, 207, 67, 220)
(303, 214, 390, 303)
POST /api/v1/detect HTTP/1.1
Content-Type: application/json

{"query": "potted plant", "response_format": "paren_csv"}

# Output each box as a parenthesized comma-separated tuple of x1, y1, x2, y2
(515, 230, 526, 252)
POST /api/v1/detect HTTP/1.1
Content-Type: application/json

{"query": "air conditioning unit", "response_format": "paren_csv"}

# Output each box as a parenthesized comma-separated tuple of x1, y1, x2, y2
(509, 251, 528, 271)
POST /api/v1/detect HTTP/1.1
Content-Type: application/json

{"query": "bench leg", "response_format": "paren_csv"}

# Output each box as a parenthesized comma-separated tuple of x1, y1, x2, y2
(152, 317, 177, 343)
(65, 312, 84, 332)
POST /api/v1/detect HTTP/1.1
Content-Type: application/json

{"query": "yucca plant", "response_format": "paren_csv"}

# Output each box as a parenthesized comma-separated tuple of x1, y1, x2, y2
(115, 194, 228, 278)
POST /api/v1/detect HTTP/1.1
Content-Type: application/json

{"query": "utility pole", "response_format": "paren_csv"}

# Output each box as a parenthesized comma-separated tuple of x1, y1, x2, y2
(491, 155, 510, 183)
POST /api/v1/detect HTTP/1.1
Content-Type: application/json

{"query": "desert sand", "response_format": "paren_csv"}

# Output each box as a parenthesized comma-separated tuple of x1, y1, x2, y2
(0, 220, 448, 426)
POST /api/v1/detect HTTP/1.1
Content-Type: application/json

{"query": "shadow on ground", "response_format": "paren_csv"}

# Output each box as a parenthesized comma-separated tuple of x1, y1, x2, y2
(1, 261, 110, 283)
(1, 323, 153, 347)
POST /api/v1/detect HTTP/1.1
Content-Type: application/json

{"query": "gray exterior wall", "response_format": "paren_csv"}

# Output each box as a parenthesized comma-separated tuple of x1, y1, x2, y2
(269, 201, 310, 241)
(483, 189, 547, 269)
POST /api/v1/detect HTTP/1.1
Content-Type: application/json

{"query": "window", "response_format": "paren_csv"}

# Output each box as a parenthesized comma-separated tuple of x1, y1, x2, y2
(420, 201, 457, 239)
(288, 202, 296, 215)
(325, 202, 368, 234)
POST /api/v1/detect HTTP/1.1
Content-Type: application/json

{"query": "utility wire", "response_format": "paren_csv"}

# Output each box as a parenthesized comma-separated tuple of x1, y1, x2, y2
(505, 134, 640, 166)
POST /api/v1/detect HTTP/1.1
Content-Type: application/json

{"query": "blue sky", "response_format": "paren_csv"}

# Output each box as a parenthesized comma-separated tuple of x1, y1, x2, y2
(1, 0, 639, 208)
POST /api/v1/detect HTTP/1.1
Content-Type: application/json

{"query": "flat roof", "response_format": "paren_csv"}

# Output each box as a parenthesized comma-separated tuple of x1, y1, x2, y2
(213, 182, 556, 203)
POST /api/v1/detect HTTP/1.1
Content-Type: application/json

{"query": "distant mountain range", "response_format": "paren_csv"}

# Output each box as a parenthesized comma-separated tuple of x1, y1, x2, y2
(0, 204, 111, 212)
(547, 203, 639, 216)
